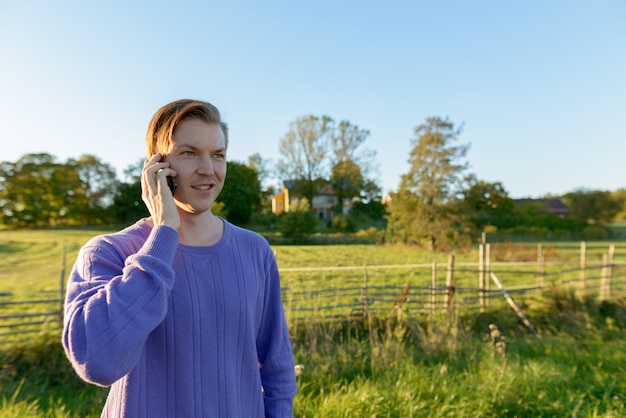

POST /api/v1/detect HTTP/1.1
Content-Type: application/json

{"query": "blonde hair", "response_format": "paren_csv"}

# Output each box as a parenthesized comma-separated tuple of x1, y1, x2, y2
(146, 99, 229, 157)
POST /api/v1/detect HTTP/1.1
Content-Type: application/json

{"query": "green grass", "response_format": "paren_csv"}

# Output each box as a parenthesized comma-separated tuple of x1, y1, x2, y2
(1, 228, 626, 416)
(290, 294, 626, 417)
(2, 295, 625, 417)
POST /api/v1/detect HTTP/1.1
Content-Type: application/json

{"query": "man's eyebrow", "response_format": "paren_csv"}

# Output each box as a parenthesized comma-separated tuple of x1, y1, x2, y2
(172, 143, 226, 153)
(171, 143, 198, 151)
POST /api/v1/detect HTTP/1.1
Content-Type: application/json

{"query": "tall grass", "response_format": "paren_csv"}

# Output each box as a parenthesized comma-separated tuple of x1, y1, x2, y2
(290, 292, 626, 417)
(1, 292, 624, 417)
(1, 228, 625, 416)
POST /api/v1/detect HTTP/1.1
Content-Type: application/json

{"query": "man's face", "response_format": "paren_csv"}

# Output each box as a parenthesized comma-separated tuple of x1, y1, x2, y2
(165, 118, 227, 216)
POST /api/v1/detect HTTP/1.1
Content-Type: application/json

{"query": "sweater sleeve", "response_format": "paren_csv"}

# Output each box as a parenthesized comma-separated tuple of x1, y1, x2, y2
(62, 225, 178, 387)
(257, 249, 297, 417)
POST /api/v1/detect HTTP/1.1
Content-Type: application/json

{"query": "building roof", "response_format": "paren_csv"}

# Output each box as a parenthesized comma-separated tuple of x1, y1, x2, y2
(514, 198, 570, 212)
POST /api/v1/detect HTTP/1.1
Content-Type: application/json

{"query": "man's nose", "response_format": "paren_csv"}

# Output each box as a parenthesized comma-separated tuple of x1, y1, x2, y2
(197, 156, 214, 175)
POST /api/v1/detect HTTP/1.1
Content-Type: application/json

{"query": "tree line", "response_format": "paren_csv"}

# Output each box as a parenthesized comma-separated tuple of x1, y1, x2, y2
(1, 114, 625, 247)
(0, 152, 264, 228)
(386, 117, 626, 249)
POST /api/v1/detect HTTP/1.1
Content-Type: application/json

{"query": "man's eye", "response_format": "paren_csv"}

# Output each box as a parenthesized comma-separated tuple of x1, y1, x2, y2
(182, 151, 195, 156)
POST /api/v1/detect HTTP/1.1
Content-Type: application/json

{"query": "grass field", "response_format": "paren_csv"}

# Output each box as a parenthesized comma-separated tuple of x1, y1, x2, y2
(1, 227, 624, 296)
(1, 227, 626, 416)
(2, 227, 624, 323)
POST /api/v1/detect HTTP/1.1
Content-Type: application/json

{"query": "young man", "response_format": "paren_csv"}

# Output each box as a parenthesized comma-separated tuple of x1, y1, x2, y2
(62, 99, 297, 417)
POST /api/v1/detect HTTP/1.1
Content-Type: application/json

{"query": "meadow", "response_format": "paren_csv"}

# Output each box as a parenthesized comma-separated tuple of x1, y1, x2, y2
(1, 228, 625, 416)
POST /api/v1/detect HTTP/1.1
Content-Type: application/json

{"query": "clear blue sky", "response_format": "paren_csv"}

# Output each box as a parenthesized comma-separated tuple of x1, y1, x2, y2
(1, 1, 625, 198)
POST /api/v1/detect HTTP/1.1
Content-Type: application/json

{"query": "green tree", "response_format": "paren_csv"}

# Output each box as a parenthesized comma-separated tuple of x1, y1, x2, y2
(331, 159, 364, 212)
(217, 160, 261, 225)
(247, 153, 276, 215)
(112, 159, 148, 224)
(67, 154, 119, 224)
(462, 177, 516, 232)
(279, 197, 317, 238)
(612, 188, 626, 221)
(562, 188, 623, 224)
(277, 115, 334, 203)
(330, 120, 380, 210)
(0, 153, 79, 227)
(386, 117, 470, 250)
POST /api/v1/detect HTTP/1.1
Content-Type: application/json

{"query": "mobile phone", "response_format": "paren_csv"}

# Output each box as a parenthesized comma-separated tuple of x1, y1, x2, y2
(167, 176, 177, 195)
(160, 156, 177, 195)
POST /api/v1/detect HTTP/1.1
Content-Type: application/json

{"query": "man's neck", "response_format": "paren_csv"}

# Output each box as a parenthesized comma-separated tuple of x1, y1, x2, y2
(177, 212, 224, 246)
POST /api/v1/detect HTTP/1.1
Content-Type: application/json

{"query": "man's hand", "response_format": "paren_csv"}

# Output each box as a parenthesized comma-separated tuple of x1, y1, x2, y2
(142, 153, 180, 230)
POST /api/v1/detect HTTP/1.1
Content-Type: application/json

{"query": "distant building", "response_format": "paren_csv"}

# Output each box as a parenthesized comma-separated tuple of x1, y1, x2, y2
(271, 180, 351, 220)
(514, 198, 570, 218)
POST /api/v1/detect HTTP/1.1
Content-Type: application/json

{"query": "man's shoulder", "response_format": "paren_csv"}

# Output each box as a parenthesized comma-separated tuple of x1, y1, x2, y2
(224, 221, 270, 247)
(83, 219, 148, 252)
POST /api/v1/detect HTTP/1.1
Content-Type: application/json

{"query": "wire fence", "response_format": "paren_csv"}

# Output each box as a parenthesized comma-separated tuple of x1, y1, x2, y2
(0, 297, 62, 343)
(281, 260, 626, 324)
(1, 243, 624, 344)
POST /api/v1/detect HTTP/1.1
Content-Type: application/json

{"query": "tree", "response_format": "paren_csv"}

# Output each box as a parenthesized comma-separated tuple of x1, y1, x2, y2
(462, 177, 516, 231)
(331, 159, 364, 212)
(247, 153, 276, 214)
(67, 154, 119, 225)
(562, 188, 623, 224)
(348, 198, 388, 229)
(330, 120, 380, 209)
(277, 116, 382, 217)
(278, 197, 318, 238)
(112, 159, 148, 224)
(247, 153, 272, 187)
(277, 115, 334, 203)
(217, 160, 261, 225)
(386, 117, 470, 250)
(612, 188, 626, 221)
(0, 153, 80, 227)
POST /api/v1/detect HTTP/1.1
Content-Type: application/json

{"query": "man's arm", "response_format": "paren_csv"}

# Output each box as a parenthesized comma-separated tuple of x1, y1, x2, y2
(257, 254, 297, 417)
(62, 225, 178, 386)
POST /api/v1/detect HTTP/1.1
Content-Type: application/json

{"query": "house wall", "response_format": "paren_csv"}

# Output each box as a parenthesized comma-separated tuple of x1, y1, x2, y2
(271, 188, 289, 215)
(271, 181, 345, 220)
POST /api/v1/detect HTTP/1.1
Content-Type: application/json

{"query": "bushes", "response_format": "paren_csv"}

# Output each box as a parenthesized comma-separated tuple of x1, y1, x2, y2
(278, 198, 318, 238)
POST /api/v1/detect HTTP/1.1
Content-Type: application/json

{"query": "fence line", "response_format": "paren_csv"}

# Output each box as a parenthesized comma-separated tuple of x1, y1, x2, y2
(0, 297, 62, 341)
(1, 243, 624, 343)
(281, 249, 625, 323)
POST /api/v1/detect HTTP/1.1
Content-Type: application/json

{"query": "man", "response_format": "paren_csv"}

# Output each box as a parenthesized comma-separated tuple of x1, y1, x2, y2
(62, 99, 297, 417)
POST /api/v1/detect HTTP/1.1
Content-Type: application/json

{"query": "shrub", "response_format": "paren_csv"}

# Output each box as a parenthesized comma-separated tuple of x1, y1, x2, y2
(581, 224, 609, 240)
(331, 215, 354, 233)
(278, 198, 318, 238)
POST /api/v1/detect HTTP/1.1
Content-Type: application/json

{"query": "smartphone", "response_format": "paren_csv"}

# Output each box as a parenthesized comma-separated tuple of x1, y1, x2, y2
(167, 176, 177, 195)
(160, 156, 177, 195)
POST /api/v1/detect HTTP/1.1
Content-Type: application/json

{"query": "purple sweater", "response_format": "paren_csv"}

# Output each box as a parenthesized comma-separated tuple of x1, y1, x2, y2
(62, 219, 296, 417)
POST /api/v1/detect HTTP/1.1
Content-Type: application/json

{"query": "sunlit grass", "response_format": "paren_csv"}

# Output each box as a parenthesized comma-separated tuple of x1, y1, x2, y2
(1, 228, 625, 416)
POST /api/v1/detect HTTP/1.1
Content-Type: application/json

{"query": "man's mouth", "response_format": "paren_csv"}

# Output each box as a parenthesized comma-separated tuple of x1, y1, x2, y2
(192, 184, 214, 191)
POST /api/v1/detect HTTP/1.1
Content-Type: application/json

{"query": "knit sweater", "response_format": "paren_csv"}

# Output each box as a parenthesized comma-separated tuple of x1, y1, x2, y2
(62, 219, 296, 417)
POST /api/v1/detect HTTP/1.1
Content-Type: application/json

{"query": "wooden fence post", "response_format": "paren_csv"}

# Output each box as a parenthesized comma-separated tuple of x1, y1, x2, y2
(485, 243, 491, 308)
(489, 272, 539, 337)
(579, 241, 587, 294)
(536, 243, 545, 288)
(600, 254, 609, 301)
(479, 242, 485, 312)
(431, 262, 437, 313)
(601, 244, 616, 301)
(361, 264, 369, 315)
(445, 254, 455, 312)
(608, 243, 615, 263)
